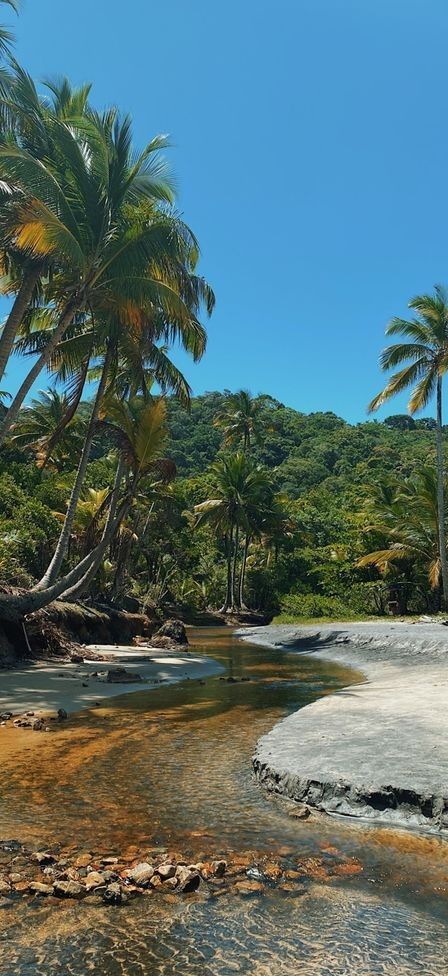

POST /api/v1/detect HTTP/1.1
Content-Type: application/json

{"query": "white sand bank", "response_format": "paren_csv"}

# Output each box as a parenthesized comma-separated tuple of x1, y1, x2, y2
(0, 645, 223, 715)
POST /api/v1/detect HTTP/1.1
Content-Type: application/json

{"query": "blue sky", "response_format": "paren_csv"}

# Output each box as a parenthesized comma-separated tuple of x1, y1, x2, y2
(3, 0, 448, 422)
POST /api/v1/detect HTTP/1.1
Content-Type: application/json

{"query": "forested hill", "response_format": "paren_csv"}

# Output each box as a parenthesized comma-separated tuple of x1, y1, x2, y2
(167, 392, 439, 494)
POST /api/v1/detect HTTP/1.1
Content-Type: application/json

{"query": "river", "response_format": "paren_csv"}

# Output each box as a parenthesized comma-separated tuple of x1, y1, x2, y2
(0, 627, 447, 974)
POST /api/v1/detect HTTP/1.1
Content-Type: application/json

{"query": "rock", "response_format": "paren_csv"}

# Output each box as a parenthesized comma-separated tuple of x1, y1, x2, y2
(29, 882, 54, 896)
(32, 719, 44, 731)
(57, 708, 68, 721)
(53, 879, 85, 900)
(70, 653, 84, 663)
(85, 871, 106, 890)
(175, 866, 201, 893)
(31, 851, 55, 865)
(263, 861, 283, 881)
(211, 859, 227, 878)
(101, 856, 119, 865)
(25, 711, 34, 717)
(287, 802, 311, 820)
(0, 878, 11, 896)
(100, 870, 118, 882)
(152, 619, 188, 647)
(235, 880, 264, 895)
(74, 853, 93, 868)
(103, 882, 126, 905)
(9, 873, 22, 883)
(156, 863, 176, 880)
(127, 862, 155, 887)
(149, 874, 163, 889)
(106, 668, 142, 684)
(0, 712, 12, 721)
(162, 876, 178, 889)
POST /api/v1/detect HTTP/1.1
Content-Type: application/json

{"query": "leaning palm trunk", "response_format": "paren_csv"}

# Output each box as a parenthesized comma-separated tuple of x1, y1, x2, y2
(0, 268, 41, 382)
(59, 459, 128, 601)
(0, 298, 80, 443)
(436, 376, 448, 609)
(35, 345, 112, 590)
(0, 464, 128, 621)
(0, 539, 111, 622)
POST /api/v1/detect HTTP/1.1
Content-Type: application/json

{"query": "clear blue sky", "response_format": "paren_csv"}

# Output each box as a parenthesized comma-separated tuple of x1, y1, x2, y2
(3, 0, 448, 422)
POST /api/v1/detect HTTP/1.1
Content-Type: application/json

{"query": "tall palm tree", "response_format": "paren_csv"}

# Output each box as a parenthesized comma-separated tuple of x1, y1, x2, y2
(214, 389, 263, 452)
(0, 70, 93, 382)
(0, 102, 180, 438)
(368, 286, 448, 608)
(28, 248, 212, 591)
(190, 453, 273, 612)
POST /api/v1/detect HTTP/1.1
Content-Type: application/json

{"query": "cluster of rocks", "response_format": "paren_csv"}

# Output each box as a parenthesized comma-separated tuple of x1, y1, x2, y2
(0, 708, 68, 732)
(133, 619, 189, 651)
(0, 840, 363, 908)
(0, 843, 228, 906)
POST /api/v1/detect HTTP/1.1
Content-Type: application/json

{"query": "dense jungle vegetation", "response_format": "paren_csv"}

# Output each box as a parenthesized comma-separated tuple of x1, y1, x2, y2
(1, 389, 446, 620)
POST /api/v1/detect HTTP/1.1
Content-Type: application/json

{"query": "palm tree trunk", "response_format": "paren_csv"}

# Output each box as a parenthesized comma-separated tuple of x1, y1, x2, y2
(34, 344, 112, 590)
(0, 267, 41, 382)
(232, 523, 240, 609)
(219, 531, 233, 613)
(238, 535, 249, 609)
(41, 354, 91, 468)
(436, 375, 448, 609)
(0, 464, 128, 622)
(0, 298, 80, 443)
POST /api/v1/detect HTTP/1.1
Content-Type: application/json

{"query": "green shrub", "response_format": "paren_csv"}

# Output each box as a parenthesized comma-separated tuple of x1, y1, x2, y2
(279, 592, 356, 619)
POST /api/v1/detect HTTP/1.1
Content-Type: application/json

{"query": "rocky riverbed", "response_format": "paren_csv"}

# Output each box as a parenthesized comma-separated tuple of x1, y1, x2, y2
(0, 834, 363, 908)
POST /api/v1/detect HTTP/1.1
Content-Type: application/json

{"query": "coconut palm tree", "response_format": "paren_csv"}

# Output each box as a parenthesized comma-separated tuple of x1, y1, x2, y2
(11, 387, 86, 470)
(190, 453, 274, 612)
(27, 247, 212, 591)
(214, 389, 263, 452)
(0, 101, 180, 438)
(0, 70, 93, 383)
(368, 286, 448, 608)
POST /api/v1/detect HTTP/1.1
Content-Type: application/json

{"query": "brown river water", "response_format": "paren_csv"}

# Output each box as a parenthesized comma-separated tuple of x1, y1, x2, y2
(0, 627, 448, 974)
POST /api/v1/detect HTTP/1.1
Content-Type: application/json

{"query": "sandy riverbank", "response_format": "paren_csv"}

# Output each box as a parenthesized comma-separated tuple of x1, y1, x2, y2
(0, 644, 223, 715)
(239, 621, 448, 833)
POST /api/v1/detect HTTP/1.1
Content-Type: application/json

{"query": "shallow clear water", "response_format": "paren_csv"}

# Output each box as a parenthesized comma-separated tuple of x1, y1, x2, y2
(1, 627, 448, 974)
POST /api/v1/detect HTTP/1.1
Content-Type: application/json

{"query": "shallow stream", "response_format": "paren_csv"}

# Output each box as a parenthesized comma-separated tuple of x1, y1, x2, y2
(0, 627, 447, 974)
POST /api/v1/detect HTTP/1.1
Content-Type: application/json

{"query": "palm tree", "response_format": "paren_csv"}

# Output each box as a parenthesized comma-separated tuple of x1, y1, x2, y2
(60, 395, 175, 600)
(27, 247, 212, 591)
(0, 396, 173, 618)
(214, 389, 263, 452)
(11, 387, 86, 470)
(356, 468, 444, 602)
(0, 70, 93, 383)
(190, 453, 274, 612)
(0, 100, 181, 438)
(368, 286, 448, 608)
